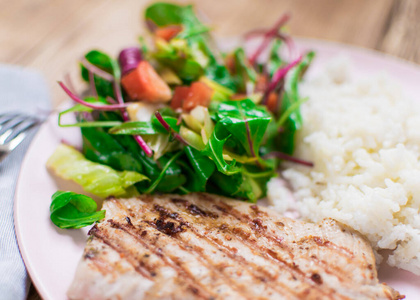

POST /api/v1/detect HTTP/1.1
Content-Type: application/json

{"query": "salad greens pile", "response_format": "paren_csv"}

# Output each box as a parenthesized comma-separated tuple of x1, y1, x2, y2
(49, 2, 314, 229)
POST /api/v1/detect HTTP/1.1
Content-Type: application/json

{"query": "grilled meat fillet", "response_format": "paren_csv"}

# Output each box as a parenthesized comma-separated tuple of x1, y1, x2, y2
(68, 193, 402, 300)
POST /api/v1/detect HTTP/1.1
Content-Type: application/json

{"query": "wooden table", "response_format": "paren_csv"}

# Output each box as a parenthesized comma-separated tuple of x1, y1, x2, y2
(0, 0, 419, 299)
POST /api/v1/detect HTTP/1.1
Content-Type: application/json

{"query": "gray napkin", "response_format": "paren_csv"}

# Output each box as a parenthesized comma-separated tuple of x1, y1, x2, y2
(0, 65, 51, 300)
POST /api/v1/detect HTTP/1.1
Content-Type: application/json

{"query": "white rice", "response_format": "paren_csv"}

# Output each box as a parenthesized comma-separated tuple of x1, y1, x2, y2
(267, 57, 420, 275)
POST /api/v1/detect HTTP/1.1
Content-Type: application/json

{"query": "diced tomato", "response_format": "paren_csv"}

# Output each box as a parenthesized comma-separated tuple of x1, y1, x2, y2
(266, 92, 278, 112)
(155, 25, 183, 41)
(121, 61, 172, 102)
(171, 86, 190, 109)
(182, 82, 213, 112)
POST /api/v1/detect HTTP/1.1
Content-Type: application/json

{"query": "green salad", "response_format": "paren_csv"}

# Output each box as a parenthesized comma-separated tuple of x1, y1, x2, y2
(49, 2, 314, 228)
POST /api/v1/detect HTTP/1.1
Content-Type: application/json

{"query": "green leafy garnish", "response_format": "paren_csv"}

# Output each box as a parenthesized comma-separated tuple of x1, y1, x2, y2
(216, 99, 271, 158)
(50, 191, 105, 229)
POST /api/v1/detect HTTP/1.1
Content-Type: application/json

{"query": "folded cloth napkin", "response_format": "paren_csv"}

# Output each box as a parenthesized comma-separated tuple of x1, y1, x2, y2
(0, 65, 51, 300)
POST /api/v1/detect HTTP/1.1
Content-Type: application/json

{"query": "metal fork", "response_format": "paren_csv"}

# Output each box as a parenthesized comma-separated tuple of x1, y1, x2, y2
(0, 113, 40, 163)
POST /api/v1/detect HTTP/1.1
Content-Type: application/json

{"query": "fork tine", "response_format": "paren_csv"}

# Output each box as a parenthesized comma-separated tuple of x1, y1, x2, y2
(4, 118, 38, 143)
(0, 114, 26, 134)
(5, 130, 28, 152)
(0, 113, 19, 128)
(0, 116, 37, 144)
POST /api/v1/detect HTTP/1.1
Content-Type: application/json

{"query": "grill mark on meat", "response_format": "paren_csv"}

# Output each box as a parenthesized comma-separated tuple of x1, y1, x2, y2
(142, 221, 256, 299)
(85, 253, 116, 276)
(170, 198, 218, 218)
(106, 219, 214, 300)
(69, 194, 402, 300)
(115, 221, 255, 299)
(136, 204, 294, 298)
(89, 225, 154, 280)
(209, 200, 372, 292)
(147, 200, 341, 298)
(130, 201, 303, 297)
(171, 198, 360, 298)
(304, 236, 356, 258)
(212, 201, 292, 251)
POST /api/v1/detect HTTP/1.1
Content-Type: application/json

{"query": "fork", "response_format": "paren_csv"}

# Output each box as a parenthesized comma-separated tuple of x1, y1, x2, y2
(0, 113, 40, 163)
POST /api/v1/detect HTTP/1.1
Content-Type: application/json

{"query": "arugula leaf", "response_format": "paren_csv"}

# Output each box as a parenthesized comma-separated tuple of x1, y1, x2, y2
(216, 99, 271, 158)
(50, 191, 105, 229)
(201, 127, 241, 175)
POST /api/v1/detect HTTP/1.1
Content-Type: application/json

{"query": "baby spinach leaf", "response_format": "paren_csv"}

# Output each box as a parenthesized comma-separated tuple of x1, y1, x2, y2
(80, 50, 120, 98)
(82, 127, 144, 173)
(217, 99, 271, 158)
(184, 146, 215, 191)
(50, 191, 105, 229)
(143, 151, 184, 194)
(145, 3, 201, 29)
(208, 171, 261, 203)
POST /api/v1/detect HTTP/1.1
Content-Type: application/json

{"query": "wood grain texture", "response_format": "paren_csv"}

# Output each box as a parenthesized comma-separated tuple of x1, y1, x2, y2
(0, 0, 416, 299)
(379, 0, 420, 62)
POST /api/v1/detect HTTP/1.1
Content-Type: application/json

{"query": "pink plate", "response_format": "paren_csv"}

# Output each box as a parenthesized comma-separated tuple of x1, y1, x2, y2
(15, 38, 420, 299)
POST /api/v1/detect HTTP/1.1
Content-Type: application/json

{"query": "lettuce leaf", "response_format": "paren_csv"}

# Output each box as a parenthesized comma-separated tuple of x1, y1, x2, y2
(47, 144, 148, 198)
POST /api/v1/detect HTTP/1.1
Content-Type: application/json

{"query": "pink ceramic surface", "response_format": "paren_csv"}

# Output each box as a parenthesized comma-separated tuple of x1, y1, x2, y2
(14, 38, 420, 299)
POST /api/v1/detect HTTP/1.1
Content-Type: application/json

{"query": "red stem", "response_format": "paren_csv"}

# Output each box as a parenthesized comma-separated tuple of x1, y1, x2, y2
(58, 82, 130, 110)
(155, 111, 188, 145)
(248, 13, 291, 65)
(262, 55, 302, 104)
(264, 152, 314, 167)
(80, 58, 114, 82)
